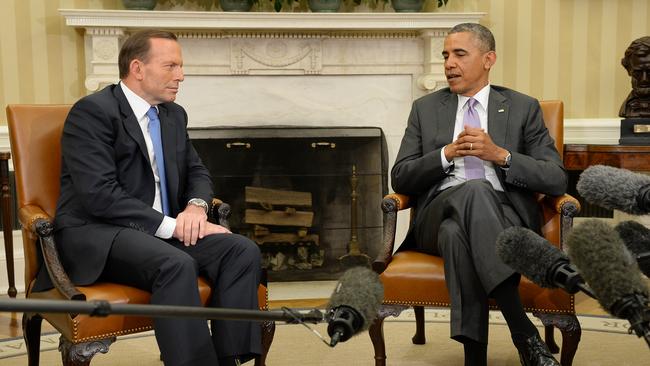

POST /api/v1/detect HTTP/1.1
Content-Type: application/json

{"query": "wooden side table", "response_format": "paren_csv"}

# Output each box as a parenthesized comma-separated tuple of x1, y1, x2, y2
(564, 144, 650, 171)
(0, 152, 16, 298)
(563, 144, 650, 218)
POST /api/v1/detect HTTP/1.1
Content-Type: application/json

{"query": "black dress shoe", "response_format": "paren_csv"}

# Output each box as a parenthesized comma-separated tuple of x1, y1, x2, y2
(514, 334, 560, 366)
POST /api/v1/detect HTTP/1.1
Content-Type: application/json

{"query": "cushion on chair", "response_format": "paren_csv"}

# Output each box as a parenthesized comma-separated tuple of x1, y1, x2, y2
(380, 251, 451, 306)
(29, 278, 268, 343)
(381, 251, 574, 313)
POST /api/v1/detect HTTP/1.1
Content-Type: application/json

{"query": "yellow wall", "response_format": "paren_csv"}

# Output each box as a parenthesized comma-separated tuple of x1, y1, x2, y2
(0, 1, 119, 117)
(1, 0, 649, 122)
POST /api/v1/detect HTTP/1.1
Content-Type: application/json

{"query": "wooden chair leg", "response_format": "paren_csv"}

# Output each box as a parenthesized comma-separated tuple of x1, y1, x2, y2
(369, 315, 387, 366)
(412, 305, 426, 345)
(557, 315, 581, 366)
(255, 320, 276, 366)
(59, 336, 114, 366)
(369, 304, 410, 366)
(23, 313, 42, 366)
(534, 313, 581, 366)
(543, 324, 560, 353)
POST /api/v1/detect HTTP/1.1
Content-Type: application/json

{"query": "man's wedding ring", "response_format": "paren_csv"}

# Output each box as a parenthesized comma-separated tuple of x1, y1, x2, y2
(470, 143, 473, 150)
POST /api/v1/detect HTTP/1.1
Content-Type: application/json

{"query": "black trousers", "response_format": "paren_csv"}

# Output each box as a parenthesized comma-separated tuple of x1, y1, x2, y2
(413, 180, 523, 343)
(100, 229, 262, 366)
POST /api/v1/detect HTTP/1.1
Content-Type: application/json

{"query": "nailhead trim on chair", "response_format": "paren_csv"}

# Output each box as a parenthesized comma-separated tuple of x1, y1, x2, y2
(382, 297, 575, 314)
(71, 323, 153, 343)
(69, 303, 271, 343)
(27, 214, 50, 229)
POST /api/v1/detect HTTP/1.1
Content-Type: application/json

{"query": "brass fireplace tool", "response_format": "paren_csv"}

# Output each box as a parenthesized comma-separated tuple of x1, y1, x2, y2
(339, 164, 370, 267)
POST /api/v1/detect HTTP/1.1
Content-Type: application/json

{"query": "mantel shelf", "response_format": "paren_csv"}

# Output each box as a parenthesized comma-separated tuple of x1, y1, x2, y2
(59, 9, 485, 31)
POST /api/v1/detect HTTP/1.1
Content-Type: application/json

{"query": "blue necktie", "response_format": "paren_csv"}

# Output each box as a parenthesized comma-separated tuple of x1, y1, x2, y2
(146, 107, 170, 216)
(463, 98, 486, 180)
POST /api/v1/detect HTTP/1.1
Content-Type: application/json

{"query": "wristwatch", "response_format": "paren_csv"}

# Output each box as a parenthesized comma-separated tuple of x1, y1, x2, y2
(502, 152, 512, 168)
(187, 198, 209, 214)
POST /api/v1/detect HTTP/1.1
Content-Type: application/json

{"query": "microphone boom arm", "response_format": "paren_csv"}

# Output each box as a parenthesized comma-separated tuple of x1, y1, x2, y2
(0, 298, 325, 324)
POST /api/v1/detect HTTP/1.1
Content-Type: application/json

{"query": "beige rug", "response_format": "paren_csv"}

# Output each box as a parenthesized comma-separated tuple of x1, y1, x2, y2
(0, 309, 647, 365)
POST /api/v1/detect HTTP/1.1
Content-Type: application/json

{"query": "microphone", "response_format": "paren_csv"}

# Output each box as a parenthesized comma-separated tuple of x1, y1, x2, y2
(576, 165, 650, 214)
(326, 266, 384, 347)
(566, 219, 650, 346)
(614, 220, 650, 277)
(496, 227, 596, 298)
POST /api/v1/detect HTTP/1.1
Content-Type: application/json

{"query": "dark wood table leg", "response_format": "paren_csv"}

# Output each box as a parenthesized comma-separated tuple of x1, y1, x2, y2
(0, 152, 16, 298)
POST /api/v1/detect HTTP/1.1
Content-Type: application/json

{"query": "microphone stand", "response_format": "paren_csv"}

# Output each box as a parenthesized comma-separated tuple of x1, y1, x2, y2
(0, 298, 325, 324)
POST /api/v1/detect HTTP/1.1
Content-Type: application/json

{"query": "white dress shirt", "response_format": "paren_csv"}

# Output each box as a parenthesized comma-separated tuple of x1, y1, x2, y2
(438, 84, 505, 192)
(120, 82, 176, 238)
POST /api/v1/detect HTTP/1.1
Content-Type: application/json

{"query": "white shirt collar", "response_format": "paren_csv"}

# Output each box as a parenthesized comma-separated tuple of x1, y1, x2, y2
(457, 83, 490, 111)
(119, 81, 156, 120)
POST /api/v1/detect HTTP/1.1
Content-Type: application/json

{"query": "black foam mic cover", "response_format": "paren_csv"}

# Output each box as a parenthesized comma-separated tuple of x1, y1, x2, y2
(496, 226, 594, 297)
(566, 219, 649, 312)
(325, 266, 384, 346)
(497, 226, 567, 288)
(577, 165, 650, 214)
(614, 220, 650, 277)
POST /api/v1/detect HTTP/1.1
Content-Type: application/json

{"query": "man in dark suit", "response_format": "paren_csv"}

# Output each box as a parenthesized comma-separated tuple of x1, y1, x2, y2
(392, 23, 565, 366)
(46, 30, 261, 366)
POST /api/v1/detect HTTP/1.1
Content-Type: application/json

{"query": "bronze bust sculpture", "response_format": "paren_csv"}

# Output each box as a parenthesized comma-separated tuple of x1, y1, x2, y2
(620, 36, 650, 118)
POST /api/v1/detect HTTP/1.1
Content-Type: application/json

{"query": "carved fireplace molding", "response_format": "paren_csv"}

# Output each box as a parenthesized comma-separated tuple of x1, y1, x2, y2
(60, 10, 485, 94)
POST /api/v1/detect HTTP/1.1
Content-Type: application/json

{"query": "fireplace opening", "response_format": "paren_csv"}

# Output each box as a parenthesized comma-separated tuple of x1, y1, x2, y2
(189, 127, 388, 281)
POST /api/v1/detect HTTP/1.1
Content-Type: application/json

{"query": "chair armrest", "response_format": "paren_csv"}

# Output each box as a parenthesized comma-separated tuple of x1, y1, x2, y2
(208, 199, 269, 299)
(18, 205, 85, 301)
(539, 194, 581, 250)
(209, 198, 231, 230)
(540, 194, 581, 217)
(372, 194, 412, 274)
(384, 193, 412, 211)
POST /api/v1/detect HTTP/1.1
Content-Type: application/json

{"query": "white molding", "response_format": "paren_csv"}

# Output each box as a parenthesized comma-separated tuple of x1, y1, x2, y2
(564, 118, 621, 145)
(0, 119, 621, 155)
(59, 10, 485, 30)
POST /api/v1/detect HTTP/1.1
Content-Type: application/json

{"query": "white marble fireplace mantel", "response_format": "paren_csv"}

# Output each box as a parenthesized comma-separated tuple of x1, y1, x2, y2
(60, 10, 484, 93)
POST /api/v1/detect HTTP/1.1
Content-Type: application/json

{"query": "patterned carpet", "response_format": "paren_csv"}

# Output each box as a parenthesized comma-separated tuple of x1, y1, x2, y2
(0, 308, 647, 365)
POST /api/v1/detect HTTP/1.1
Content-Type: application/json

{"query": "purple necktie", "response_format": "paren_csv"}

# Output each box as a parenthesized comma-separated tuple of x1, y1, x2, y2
(463, 98, 485, 180)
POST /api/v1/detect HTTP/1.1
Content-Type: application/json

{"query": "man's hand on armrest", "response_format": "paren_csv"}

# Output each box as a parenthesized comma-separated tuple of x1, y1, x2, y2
(174, 204, 231, 246)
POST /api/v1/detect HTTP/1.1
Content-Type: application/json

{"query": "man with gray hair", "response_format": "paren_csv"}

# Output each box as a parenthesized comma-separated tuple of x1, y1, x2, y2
(392, 23, 565, 366)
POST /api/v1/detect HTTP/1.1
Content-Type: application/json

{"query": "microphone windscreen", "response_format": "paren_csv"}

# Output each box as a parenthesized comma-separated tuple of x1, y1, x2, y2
(614, 220, 650, 257)
(566, 219, 649, 312)
(496, 226, 567, 288)
(326, 266, 384, 331)
(576, 165, 650, 214)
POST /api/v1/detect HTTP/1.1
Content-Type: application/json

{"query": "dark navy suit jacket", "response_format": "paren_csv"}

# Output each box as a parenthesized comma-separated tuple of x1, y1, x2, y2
(34, 84, 213, 290)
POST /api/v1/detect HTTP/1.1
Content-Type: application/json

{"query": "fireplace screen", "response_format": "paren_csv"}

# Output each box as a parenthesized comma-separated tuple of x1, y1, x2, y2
(189, 127, 387, 281)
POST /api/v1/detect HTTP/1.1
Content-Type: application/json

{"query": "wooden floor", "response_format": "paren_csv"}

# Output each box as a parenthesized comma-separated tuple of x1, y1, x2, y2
(0, 291, 605, 340)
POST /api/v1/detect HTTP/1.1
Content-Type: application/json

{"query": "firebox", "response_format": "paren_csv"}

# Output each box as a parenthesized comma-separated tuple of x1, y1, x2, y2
(189, 127, 388, 281)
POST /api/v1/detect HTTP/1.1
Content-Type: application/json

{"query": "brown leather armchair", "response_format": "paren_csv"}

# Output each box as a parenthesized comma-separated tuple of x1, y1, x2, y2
(6, 104, 275, 366)
(369, 101, 582, 366)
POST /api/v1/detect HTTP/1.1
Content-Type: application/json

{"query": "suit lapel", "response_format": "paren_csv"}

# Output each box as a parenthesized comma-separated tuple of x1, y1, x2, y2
(439, 90, 458, 144)
(487, 87, 509, 149)
(114, 86, 151, 164)
(158, 105, 179, 214)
